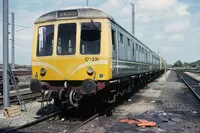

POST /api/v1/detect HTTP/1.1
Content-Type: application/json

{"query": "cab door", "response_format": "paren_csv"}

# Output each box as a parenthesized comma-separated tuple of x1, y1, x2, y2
(111, 26, 118, 76)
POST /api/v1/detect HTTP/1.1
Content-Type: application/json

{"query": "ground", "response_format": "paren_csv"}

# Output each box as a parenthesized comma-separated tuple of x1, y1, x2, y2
(72, 71, 200, 133)
(1, 70, 200, 133)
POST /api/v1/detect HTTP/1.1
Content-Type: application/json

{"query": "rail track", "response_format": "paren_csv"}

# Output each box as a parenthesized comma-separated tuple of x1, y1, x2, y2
(0, 69, 37, 107)
(4, 106, 112, 133)
(0, 70, 31, 77)
(0, 84, 29, 93)
(2, 110, 61, 133)
(1, 90, 118, 133)
(178, 71, 200, 100)
(66, 113, 100, 133)
(66, 103, 115, 133)
(0, 69, 31, 94)
(2, 106, 100, 133)
(191, 71, 200, 76)
(0, 88, 41, 107)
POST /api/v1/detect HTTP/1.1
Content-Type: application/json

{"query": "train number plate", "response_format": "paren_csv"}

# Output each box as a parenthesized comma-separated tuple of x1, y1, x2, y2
(85, 57, 99, 62)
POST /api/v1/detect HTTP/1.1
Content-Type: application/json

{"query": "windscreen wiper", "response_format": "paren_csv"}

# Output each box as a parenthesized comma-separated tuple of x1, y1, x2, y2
(90, 20, 101, 32)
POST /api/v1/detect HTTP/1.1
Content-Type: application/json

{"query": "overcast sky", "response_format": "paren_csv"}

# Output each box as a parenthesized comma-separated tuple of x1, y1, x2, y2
(0, 0, 200, 65)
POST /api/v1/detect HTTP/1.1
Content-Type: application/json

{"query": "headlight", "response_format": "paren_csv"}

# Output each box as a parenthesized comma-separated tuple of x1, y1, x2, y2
(40, 67, 46, 76)
(87, 67, 94, 75)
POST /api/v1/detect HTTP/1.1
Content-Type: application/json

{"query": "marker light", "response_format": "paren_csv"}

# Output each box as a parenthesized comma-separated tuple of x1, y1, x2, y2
(87, 67, 94, 75)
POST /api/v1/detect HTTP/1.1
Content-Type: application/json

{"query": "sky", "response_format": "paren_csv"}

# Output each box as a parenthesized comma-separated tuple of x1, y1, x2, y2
(0, 0, 200, 65)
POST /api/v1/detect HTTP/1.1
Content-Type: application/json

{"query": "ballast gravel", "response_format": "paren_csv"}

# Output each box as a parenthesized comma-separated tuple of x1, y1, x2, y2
(1, 71, 200, 133)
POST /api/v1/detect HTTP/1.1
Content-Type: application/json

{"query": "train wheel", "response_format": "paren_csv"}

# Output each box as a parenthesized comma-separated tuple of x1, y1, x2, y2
(69, 89, 82, 107)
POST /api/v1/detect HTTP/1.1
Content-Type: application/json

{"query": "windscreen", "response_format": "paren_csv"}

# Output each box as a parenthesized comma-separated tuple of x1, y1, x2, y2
(57, 23, 76, 55)
(37, 25, 54, 56)
(80, 22, 101, 55)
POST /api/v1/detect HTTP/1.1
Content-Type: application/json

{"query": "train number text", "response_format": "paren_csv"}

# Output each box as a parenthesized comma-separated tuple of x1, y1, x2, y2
(85, 57, 99, 62)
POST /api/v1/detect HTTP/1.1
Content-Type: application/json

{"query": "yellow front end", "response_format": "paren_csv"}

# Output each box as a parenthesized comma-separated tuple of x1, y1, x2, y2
(31, 19, 112, 81)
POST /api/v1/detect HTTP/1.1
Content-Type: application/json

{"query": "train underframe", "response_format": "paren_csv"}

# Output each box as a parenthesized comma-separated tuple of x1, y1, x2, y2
(30, 70, 164, 112)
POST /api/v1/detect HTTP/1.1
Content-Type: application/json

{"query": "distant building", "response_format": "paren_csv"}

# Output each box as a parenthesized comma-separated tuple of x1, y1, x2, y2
(0, 64, 2, 69)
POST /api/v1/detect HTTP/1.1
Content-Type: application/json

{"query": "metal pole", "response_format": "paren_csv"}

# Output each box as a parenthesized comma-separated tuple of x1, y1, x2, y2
(3, 0, 9, 108)
(86, 0, 88, 6)
(164, 60, 167, 81)
(11, 12, 15, 69)
(131, 3, 135, 35)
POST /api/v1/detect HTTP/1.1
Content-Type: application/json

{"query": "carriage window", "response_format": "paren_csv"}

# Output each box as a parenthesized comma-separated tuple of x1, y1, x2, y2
(146, 50, 148, 62)
(57, 23, 76, 55)
(112, 29, 116, 51)
(80, 22, 101, 55)
(136, 43, 138, 51)
(37, 25, 54, 56)
(119, 33, 123, 43)
(127, 38, 130, 46)
(132, 42, 134, 56)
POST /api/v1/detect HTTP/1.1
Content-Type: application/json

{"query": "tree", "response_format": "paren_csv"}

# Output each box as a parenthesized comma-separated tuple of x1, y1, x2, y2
(173, 60, 183, 67)
(183, 62, 189, 67)
(190, 60, 200, 68)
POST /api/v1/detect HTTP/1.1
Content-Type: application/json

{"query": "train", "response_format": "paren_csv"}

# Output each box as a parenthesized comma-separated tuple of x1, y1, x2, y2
(30, 7, 165, 109)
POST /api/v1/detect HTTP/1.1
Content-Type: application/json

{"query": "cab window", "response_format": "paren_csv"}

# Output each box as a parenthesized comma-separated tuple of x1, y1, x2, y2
(37, 25, 54, 56)
(57, 23, 76, 55)
(80, 22, 101, 55)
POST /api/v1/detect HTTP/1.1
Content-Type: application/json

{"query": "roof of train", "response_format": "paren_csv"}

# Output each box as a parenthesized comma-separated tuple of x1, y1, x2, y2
(35, 7, 114, 24)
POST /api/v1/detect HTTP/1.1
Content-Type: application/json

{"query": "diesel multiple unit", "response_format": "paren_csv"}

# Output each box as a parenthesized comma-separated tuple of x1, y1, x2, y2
(30, 7, 165, 108)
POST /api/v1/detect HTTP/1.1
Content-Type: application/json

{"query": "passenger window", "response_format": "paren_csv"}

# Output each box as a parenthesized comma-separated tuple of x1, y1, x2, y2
(142, 48, 144, 55)
(37, 25, 54, 56)
(112, 29, 116, 51)
(119, 33, 123, 43)
(127, 38, 130, 46)
(80, 22, 101, 55)
(136, 43, 138, 51)
(145, 50, 147, 62)
(139, 46, 141, 61)
(57, 23, 76, 55)
(132, 42, 134, 56)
